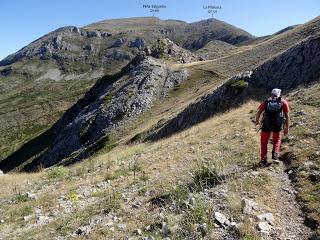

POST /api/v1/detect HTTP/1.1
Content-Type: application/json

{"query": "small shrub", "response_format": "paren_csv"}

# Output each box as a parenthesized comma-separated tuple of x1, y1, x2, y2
(129, 160, 142, 172)
(129, 159, 142, 180)
(138, 186, 148, 196)
(15, 194, 29, 203)
(151, 39, 166, 58)
(102, 188, 121, 213)
(230, 79, 248, 90)
(174, 198, 213, 239)
(172, 185, 189, 201)
(20, 206, 33, 217)
(130, 132, 147, 143)
(104, 143, 117, 152)
(68, 192, 79, 203)
(113, 168, 129, 178)
(237, 218, 260, 239)
(192, 200, 208, 223)
(173, 84, 181, 91)
(192, 161, 222, 189)
(243, 235, 260, 240)
(47, 166, 69, 179)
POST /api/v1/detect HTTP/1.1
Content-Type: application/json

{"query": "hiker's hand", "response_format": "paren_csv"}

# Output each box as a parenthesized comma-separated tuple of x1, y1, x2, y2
(284, 127, 289, 135)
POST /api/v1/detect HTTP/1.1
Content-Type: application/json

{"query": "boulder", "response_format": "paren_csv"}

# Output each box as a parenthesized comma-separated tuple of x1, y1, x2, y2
(112, 38, 127, 48)
(75, 226, 91, 235)
(26, 192, 38, 200)
(83, 44, 94, 52)
(257, 213, 274, 225)
(309, 170, 320, 183)
(257, 221, 272, 233)
(242, 198, 258, 214)
(214, 212, 227, 225)
(86, 31, 101, 38)
(133, 228, 143, 235)
(129, 38, 146, 49)
(36, 215, 50, 225)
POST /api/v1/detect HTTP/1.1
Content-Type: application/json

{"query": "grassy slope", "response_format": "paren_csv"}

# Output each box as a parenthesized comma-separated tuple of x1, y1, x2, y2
(0, 16, 319, 239)
(1, 16, 317, 165)
(0, 101, 260, 239)
(283, 84, 320, 230)
(1, 81, 318, 238)
(0, 55, 128, 160)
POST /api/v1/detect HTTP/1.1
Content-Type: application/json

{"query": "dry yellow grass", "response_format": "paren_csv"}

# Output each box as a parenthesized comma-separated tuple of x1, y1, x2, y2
(0, 100, 262, 239)
(2, 92, 316, 239)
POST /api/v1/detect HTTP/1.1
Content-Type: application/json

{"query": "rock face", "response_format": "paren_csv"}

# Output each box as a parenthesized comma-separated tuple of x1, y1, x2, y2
(0, 26, 113, 66)
(252, 34, 320, 90)
(0, 52, 188, 171)
(149, 38, 204, 63)
(146, 33, 320, 140)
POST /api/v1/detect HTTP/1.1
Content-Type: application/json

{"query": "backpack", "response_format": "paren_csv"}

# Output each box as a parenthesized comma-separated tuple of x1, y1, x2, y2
(262, 97, 286, 132)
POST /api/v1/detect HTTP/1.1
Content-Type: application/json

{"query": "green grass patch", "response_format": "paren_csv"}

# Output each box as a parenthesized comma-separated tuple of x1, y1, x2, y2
(192, 160, 222, 189)
(47, 166, 69, 179)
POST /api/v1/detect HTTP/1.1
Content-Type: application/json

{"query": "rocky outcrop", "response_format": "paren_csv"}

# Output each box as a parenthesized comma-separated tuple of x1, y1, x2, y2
(0, 52, 188, 171)
(148, 38, 204, 63)
(147, 34, 320, 140)
(40, 53, 187, 167)
(0, 26, 112, 67)
(0, 66, 12, 76)
(251, 34, 320, 89)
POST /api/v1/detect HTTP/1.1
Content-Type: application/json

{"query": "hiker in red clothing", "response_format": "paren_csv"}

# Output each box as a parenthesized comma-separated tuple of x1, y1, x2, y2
(255, 88, 290, 164)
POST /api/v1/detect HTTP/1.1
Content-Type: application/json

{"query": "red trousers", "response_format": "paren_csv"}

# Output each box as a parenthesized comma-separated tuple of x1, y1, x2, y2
(260, 131, 281, 160)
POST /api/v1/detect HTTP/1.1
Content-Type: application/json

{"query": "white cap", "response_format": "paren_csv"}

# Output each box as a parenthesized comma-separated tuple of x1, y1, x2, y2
(271, 88, 281, 98)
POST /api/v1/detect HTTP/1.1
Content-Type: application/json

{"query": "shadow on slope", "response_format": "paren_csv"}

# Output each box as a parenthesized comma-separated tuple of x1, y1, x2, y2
(0, 72, 125, 173)
(146, 34, 320, 141)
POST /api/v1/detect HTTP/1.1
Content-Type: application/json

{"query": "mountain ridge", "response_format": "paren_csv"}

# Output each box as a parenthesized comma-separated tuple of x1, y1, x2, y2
(0, 16, 255, 162)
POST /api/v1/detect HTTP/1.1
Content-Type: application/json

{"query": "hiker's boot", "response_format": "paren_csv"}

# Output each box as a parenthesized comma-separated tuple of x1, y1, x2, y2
(259, 158, 270, 167)
(272, 148, 281, 164)
(272, 148, 279, 160)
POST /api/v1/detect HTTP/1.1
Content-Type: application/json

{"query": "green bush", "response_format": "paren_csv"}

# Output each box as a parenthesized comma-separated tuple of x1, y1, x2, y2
(192, 200, 208, 223)
(171, 185, 189, 203)
(47, 166, 69, 179)
(15, 194, 29, 203)
(193, 161, 221, 189)
(230, 79, 248, 90)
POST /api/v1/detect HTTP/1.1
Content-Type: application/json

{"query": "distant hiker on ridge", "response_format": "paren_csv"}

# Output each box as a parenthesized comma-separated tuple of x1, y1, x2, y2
(255, 88, 290, 165)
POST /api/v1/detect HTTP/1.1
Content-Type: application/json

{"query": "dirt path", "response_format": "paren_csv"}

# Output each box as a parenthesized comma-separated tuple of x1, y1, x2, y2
(260, 163, 312, 240)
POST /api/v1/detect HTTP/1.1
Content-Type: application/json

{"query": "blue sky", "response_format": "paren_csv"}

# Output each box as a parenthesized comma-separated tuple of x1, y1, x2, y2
(0, 0, 319, 60)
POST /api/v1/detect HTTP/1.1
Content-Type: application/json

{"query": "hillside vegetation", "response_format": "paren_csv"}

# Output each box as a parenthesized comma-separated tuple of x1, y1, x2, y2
(1, 81, 319, 239)
(0, 15, 320, 240)
(0, 17, 253, 163)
